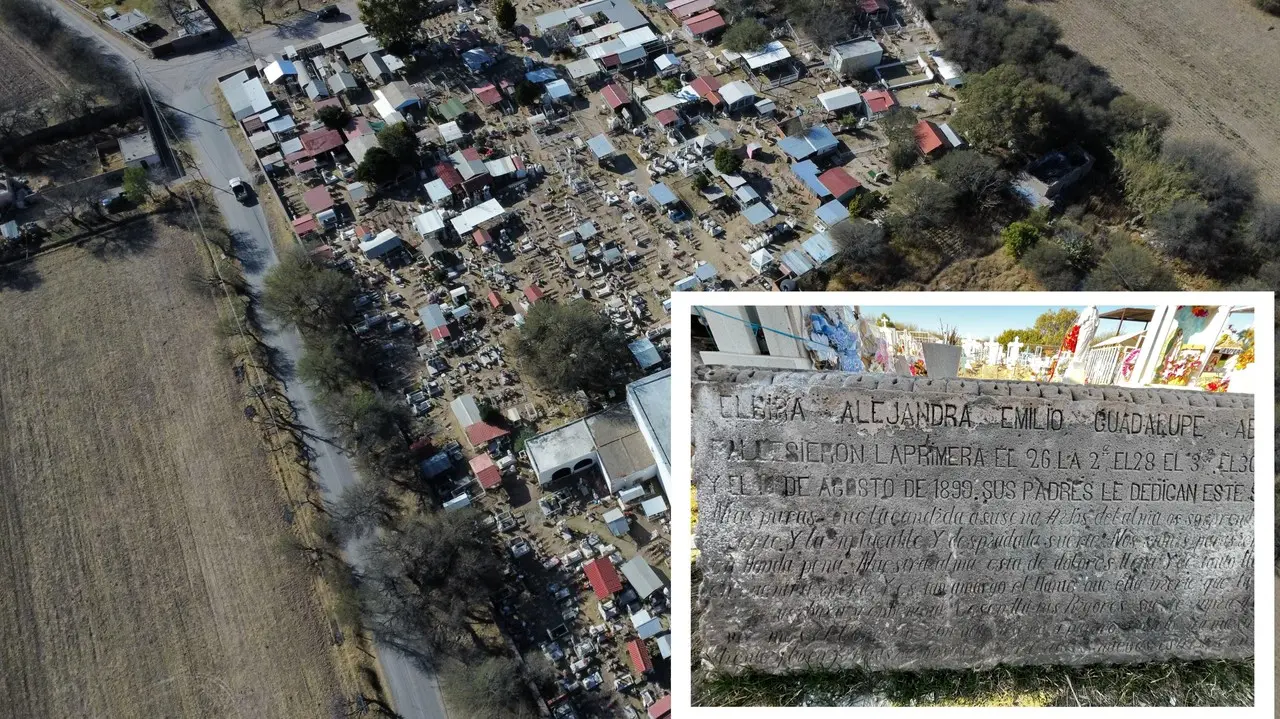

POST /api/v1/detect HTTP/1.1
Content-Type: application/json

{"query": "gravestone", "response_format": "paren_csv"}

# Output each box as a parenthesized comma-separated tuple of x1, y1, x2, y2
(693, 368, 1255, 673)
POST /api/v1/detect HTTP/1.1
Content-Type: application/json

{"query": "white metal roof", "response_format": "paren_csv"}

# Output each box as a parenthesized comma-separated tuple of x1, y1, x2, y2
(621, 555, 664, 598)
(738, 40, 790, 69)
(319, 22, 367, 49)
(641, 93, 685, 114)
(450, 199, 505, 234)
(566, 58, 601, 79)
(241, 77, 272, 115)
(817, 86, 862, 112)
(450, 394, 482, 426)
(439, 121, 464, 143)
(359, 230, 402, 258)
(719, 80, 755, 106)
(414, 210, 447, 236)
(425, 179, 452, 202)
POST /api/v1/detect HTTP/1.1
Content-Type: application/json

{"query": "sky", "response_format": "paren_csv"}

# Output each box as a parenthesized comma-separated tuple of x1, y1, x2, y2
(859, 305, 1150, 340)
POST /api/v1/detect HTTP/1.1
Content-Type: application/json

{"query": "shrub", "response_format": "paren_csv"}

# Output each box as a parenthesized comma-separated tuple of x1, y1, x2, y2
(722, 18, 770, 53)
(1082, 241, 1178, 291)
(1001, 220, 1040, 258)
(1020, 241, 1078, 290)
(316, 105, 350, 130)
(714, 147, 742, 175)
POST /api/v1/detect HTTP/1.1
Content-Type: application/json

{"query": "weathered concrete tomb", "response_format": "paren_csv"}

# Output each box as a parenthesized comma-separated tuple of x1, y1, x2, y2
(693, 368, 1255, 673)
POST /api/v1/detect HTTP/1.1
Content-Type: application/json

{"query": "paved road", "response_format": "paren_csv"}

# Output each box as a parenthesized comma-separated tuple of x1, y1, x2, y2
(35, 5, 449, 718)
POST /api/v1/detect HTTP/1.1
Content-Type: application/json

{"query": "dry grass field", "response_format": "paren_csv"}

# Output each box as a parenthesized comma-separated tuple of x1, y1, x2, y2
(0, 24, 70, 111)
(0, 219, 343, 719)
(1030, 0, 1280, 199)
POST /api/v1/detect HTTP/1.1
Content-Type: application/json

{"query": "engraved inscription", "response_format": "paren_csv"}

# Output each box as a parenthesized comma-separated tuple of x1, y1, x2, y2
(693, 372, 1255, 674)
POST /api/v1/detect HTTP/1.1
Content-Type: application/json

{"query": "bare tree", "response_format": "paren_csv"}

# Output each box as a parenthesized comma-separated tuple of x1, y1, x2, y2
(240, 0, 270, 23)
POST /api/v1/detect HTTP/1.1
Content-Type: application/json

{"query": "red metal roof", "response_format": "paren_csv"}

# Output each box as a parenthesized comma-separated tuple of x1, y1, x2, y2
(290, 158, 318, 173)
(430, 325, 451, 341)
(474, 84, 503, 106)
(465, 421, 509, 446)
(583, 557, 623, 598)
(601, 83, 629, 110)
(242, 116, 265, 133)
(314, 96, 342, 112)
(469, 453, 502, 489)
(487, 291, 502, 308)
(915, 119, 946, 154)
(434, 163, 464, 189)
(284, 149, 312, 164)
(300, 128, 345, 157)
(817, 167, 861, 200)
(690, 75, 721, 97)
(859, 0, 887, 11)
(474, 228, 492, 246)
(654, 109, 679, 126)
(309, 243, 334, 260)
(346, 116, 374, 137)
(292, 214, 319, 236)
(683, 10, 725, 35)
(627, 639, 653, 673)
(302, 185, 335, 213)
(862, 88, 897, 113)
(523, 285, 544, 303)
(648, 695, 671, 719)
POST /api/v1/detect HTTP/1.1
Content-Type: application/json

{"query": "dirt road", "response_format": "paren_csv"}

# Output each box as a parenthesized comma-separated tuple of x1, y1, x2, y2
(1034, 0, 1280, 199)
(0, 223, 342, 718)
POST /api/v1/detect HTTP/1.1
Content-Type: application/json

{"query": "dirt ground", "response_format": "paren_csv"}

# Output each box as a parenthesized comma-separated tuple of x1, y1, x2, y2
(0, 221, 343, 719)
(1031, 0, 1280, 199)
(0, 24, 71, 112)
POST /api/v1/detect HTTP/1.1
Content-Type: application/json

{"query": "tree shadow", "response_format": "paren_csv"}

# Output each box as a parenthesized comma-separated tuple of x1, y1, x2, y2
(269, 13, 322, 40)
(83, 216, 158, 260)
(228, 228, 269, 273)
(0, 259, 43, 292)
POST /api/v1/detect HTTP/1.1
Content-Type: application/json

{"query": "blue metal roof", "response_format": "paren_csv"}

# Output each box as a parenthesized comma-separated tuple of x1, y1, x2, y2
(648, 182, 678, 205)
(545, 79, 573, 99)
(816, 200, 850, 225)
(694, 262, 718, 281)
(742, 202, 776, 225)
(628, 338, 663, 369)
(802, 232, 837, 265)
(779, 126, 839, 160)
(587, 134, 615, 159)
(791, 160, 831, 197)
(420, 451, 452, 478)
(780, 249, 813, 276)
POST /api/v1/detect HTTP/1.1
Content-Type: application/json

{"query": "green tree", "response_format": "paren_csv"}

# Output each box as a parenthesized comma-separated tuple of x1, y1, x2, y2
(661, 77, 681, 94)
(714, 147, 742, 175)
(1001, 220, 1040, 258)
(692, 173, 710, 191)
(1106, 94, 1170, 137)
(512, 300, 632, 397)
(847, 190, 883, 218)
(122, 166, 150, 205)
(995, 327, 1045, 346)
(1082, 240, 1178, 291)
(316, 105, 350, 130)
(358, 0, 427, 47)
(1110, 130, 1191, 217)
(932, 149, 1007, 210)
(355, 146, 401, 184)
(262, 247, 361, 332)
(513, 80, 542, 107)
(377, 122, 419, 162)
(952, 64, 1065, 157)
(493, 0, 516, 30)
(1032, 308, 1079, 347)
(723, 17, 770, 53)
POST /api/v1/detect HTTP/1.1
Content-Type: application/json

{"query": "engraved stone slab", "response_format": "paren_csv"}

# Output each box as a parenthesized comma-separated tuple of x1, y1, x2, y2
(693, 368, 1255, 673)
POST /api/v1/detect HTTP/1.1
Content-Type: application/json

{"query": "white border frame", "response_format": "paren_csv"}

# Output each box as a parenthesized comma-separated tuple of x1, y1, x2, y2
(670, 291, 1274, 716)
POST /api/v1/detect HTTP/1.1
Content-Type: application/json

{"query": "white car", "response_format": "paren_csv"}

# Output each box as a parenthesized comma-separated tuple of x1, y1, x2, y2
(229, 177, 251, 203)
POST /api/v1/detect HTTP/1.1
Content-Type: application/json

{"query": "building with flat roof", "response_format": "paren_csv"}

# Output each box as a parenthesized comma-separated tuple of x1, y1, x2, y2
(118, 130, 160, 169)
(626, 369, 670, 497)
(525, 402, 656, 491)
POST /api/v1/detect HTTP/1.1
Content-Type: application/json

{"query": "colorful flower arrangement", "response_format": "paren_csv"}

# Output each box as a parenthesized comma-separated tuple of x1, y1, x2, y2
(910, 359, 927, 376)
(1198, 374, 1230, 393)
(1190, 306, 1211, 318)
(1236, 328, 1255, 369)
(1156, 349, 1203, 386)
(1120, 348, 1141, 380)
(1063, 325, 1081, 352)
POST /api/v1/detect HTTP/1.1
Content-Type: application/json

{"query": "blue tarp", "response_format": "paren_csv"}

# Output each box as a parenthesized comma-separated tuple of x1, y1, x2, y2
(816, 200, 850, 226)
(791, 160, 831, 198)
(780, 249, 813, 276)
(802, 232, 836, 265)
(420, 451, 452, 478)
(525, 67, 558, 83)
(742, 202, 776, 225)
(628, 338, 663, 369)
(462, 48, 494, 72)
(648, 182, 678, 205)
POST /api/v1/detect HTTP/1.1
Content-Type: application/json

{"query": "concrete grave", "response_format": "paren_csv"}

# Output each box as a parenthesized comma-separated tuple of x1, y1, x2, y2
(693, 368, 1255, 673)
